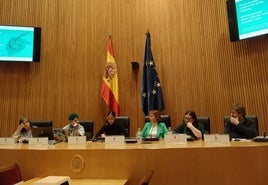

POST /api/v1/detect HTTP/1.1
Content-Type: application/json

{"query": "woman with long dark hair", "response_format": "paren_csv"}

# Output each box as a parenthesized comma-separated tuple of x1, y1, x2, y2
(95, 111, 127, 138)
(174, 110, 205, 139)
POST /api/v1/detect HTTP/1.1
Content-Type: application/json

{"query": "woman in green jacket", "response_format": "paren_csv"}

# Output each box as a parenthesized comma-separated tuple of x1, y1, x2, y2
(141, 110, 168, 138)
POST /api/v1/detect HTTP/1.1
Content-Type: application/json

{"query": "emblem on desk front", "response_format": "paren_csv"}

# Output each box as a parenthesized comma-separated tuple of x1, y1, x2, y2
(70, 155, 85, 173)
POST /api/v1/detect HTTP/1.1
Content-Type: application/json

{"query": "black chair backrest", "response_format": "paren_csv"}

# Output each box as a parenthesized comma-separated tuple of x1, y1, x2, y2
(31, 120, 53, 127)
(223, 116, 229, 125)
(79, 120, 94, 141)
(246, 115, 259, 135)
(145, 115, 171, 128)
(197, 117, 210, 134)
(224, 115, 259, 135)
(116, 116, 130, 137)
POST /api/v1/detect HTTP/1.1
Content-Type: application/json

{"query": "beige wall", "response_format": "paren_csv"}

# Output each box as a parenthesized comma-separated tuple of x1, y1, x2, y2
(0, 0, 268, 137)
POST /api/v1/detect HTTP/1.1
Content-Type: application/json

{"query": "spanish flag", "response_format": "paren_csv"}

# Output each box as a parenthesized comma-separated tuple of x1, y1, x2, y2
(101, 35, 120, 116)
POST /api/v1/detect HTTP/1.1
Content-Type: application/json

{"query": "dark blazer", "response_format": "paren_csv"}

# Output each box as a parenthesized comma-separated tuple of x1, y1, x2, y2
(95, 120, 127, 138)
(224, 117, 257, 139)
(174, 122, 205, 139)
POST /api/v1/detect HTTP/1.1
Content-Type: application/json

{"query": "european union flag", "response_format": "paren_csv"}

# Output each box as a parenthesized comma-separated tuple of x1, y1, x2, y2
(141, 32, 165, 115)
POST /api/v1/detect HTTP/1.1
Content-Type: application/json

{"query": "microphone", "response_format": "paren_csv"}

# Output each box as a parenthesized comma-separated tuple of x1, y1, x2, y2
(253, 124, 268, 142)
(264, 122, 267, 140)
(264, 121, 267, 138)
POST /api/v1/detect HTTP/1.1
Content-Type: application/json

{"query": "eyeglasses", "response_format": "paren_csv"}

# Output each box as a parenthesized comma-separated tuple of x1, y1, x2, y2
(184, 117, 193, 121)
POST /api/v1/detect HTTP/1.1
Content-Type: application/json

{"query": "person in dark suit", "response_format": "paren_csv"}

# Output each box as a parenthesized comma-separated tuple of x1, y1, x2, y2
(224, 103, 257, 139)
(95, 111, 127, 138)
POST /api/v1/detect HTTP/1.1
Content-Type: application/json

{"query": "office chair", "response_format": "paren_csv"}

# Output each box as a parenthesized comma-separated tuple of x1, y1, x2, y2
(116, 116, 130, 137)
(79, 120, 94, 141)
(197, 117, 210, 134)
(145, 115, 171, 128)
(223, 115, 259, 135)
(138, 170, 154, 185)
(31, 120, 53, 127)
(246, 115, 259, 135)
(0, 163, 22, 185)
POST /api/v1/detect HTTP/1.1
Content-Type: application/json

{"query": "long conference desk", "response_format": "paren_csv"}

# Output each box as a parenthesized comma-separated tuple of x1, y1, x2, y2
(0, 139, 268, 185)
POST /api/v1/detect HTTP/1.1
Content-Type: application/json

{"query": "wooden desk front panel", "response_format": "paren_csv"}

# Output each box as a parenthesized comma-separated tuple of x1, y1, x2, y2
(0, 141, 268, 185)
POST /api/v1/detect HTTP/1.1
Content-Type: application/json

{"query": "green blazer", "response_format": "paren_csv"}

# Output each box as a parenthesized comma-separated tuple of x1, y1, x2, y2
(141, 122, 168, 138)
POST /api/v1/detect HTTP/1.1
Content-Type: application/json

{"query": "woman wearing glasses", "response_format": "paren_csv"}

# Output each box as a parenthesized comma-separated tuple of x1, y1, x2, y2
(174, 110, 205, 139)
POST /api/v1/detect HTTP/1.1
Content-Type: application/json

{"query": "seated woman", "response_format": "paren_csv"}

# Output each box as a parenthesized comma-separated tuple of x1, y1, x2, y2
(12, 117, 32, 143)
(141, 110, 168, 139)
(95, 111, 127, 138)
(174, 110, 205, 140)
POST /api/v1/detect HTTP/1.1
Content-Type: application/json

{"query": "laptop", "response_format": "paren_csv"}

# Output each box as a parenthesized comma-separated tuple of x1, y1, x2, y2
(31, 126, 55, 140)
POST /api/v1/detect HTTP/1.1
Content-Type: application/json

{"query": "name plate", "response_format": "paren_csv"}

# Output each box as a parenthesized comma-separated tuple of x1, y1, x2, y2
(34, 176, 73, 185)
(164, 134, 187, 144)
(204, 134, 230, 143)
(29, 137, 48, 145)
(0, 137, 15, 144)
(105, 135, 125, 144)
(68, 136, 86, 144)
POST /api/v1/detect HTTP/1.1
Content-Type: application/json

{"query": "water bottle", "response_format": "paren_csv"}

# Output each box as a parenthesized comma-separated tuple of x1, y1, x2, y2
(168, 127, 172, 135)
(136, 128, 142, 142)
(12, 132, 19, 143)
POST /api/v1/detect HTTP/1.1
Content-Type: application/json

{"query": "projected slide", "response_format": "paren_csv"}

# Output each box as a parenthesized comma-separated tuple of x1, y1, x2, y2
(236, 0, 268, 39)
(0, 26, 34, 61)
